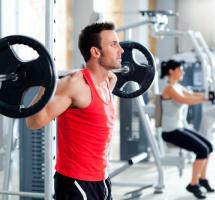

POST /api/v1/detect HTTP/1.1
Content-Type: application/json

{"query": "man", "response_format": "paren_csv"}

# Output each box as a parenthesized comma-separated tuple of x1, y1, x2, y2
(26, 22, 124, 200)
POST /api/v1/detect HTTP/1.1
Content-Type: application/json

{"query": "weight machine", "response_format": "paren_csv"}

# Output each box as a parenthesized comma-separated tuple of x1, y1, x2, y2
(105, 11, 170, 199)
(146, 10, 215, 140)
(108, 9, 215, 198)
(142, 9, 215, 169)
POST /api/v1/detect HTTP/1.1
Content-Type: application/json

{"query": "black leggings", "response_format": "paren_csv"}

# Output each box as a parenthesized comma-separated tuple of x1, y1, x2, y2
(162, 128, 213, 159)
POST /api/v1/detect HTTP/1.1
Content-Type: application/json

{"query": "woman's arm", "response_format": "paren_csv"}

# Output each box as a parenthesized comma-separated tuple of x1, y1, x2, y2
(182, 87, 204, 97)
(165, 85, 208, 105)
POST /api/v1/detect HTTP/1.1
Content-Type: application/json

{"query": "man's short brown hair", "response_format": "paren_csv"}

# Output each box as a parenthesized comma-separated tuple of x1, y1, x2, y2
(78, 22, 115, 62)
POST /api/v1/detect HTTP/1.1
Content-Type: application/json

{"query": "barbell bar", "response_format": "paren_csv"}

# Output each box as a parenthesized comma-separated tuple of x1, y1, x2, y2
(0, 66, 130, 82)
(0, 73, 18, 82)
(0, 65, 130, 84)
(57, 65, 130, 78)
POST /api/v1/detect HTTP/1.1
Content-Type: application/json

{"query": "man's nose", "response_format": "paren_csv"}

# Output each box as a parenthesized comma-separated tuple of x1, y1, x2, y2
(119, 45, 124, 54)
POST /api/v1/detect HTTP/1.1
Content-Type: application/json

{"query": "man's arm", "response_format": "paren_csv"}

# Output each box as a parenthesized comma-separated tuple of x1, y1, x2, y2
(26, 75, 75, 130)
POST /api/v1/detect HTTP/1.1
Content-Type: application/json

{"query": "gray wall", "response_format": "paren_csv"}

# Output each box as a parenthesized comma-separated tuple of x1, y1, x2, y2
(177, 0, 215, 51)
(72, 0, 94, 69)
(156, 0, 177, 61)
(72, 0, 149, 68)
(123, 0, 149, 46)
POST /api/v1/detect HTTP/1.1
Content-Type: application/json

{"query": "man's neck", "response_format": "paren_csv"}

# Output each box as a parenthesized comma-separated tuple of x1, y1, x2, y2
(86, 64, 109, 86)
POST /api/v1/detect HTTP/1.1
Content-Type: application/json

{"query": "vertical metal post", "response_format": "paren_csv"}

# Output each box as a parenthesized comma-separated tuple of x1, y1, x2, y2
(44, 122, 56, 200)
(196, 32, 215, 89)
(187, 31, 209, 97)
(2, 118, 15, 200)
(131, 84, 164, 193)
(45, 0, 56, 199)
(45, 0, 54, 52)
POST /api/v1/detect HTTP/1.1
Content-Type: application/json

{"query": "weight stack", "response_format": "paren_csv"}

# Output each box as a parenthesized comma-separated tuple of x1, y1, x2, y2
(19, 120, 45, 200)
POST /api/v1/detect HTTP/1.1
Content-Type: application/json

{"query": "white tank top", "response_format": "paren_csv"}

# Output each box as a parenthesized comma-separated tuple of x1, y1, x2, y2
(161, 84, 188, 132)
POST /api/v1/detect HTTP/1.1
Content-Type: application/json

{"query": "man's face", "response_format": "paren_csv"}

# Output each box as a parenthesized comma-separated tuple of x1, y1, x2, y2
(98, 30, 124, 70)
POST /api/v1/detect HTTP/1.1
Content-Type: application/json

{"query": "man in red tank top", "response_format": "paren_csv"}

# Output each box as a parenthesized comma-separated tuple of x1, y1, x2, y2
(26, 22, 124, 200)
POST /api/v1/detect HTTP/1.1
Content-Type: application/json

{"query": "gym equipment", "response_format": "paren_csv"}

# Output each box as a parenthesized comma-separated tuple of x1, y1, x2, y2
(208, 91, 215, 104)
(109, 152, 148, 178)
(59, 41, 156, 99)
(0, 1, 56, 200)
(109, 152, 154, 199)
(113, 41, 155, 98)
(0, 36, 156, 118)
(0, 35, 57, 118)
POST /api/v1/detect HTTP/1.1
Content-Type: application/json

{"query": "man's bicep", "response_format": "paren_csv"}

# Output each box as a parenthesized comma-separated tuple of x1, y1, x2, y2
(46, 89, 73, 118)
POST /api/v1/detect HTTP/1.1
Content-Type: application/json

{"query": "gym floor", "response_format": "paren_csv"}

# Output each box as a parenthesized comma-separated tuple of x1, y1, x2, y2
(1, 153, 215, 199)
(110, 153, 215, 199)
(110, 121, 215, 200)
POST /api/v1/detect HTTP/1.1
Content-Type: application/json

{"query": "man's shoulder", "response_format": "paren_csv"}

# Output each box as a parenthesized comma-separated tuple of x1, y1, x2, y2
(68, 70, 83, 80)
(56, 70, 85, 98)
(63, 70, 87, 91)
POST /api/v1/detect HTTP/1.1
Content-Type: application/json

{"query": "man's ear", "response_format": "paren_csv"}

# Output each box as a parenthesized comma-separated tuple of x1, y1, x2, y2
(90, 47, 101, 58)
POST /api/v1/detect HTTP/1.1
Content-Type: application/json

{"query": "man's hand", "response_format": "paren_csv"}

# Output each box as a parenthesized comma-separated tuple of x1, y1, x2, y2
(209, 91, 215, 104)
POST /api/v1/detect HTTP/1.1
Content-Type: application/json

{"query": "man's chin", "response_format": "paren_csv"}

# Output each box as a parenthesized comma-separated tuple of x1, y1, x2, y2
(114, 64, 122, 69)
(108, 64, 122, 70)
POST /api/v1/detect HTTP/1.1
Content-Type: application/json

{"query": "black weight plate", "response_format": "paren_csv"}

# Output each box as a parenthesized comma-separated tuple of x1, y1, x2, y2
(113, 41, 155, 98)
(0, 35, 56, 118)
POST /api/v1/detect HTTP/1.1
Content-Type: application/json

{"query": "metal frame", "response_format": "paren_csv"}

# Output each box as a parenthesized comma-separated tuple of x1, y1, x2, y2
(133, 88, 164, 192)
(153, 24, 215, 141)
(44, 0, 56, 199)
(149, 12, 215, 173)
(110, 10, 213, 195)
(119, 11, 215, 95)
(153, 29, 215, 95)
(0, 117, 47, 199)
(111, 83, 165, 196)
(110, 18, 165, 197)
(2, 118, 15, 200)
(0, 1, 56, 199)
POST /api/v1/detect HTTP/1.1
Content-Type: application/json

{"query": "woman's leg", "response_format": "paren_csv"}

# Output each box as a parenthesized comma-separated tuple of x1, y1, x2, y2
(184, 128, 213, 154)
(192, 159, 206, 185)
(184, 128, 214, 191)
(162, 129, 209, 198)
(162, 129, 208, 184)
(200, 157, 208, 180)
(162, 128, 209, 161)
(183, 128, 213, 179)
(198, 156, 215, 192)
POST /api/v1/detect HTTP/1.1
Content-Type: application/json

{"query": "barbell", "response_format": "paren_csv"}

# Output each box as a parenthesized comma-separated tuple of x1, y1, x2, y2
(0, 35, 155, 118)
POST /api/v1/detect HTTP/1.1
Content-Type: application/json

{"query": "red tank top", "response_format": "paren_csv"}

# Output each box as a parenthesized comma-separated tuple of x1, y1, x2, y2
(56, 68, 115, 181)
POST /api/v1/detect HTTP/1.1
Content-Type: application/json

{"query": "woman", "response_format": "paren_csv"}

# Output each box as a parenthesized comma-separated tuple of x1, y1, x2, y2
(160, 59, 214, 199)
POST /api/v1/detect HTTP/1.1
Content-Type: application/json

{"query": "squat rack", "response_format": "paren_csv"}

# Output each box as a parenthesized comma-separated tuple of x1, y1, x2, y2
(0, 0, 56, 199)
